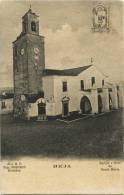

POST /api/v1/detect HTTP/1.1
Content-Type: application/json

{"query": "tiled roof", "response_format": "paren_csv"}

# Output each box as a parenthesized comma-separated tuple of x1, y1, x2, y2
(25, 91, 44, 103)
(0, 93, 14, 100)
(22, 8, 38, 18)
(0, 87, 13, 95)
(43, 65, 92, 76)
(26, 94, 41, 103)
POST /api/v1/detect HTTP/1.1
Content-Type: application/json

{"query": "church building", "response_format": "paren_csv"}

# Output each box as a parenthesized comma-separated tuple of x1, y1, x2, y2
(13, 8, 124, 120)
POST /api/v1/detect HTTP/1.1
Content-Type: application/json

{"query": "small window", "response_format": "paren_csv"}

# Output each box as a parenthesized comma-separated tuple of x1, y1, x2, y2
(23, 21, 26, 33)
(1, 101, 6, 109)
(63, 81, 67, 92)
(14, 46, 17, 56)
(31, 21, 36, 32)
(80, 80, 84, 91)
(102, 79, 104, 86)
(91, 77, 95, 86)
(117, 85, 119, 90)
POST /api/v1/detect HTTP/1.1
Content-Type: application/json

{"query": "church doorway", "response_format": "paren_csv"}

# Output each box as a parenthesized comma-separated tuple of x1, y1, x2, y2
(63, 101, 69, 117)
(80, 96, 92, 114)
(62, 97, 70, 117)
(98, 94, 103, 113)
(37, 99, 46, 120)
(109, 93, 113, 110)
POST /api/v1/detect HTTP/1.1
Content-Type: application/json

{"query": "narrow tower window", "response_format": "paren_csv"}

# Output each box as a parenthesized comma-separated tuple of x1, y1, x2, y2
(63, 81, 67, 92)
(31, 21, 36, 32)
(14, 46, 17, 56)
(91, 77, 95, 86)
(23, 21, 26, 33)
(80, 80, 84, 91)
(102, 79, 104, 86)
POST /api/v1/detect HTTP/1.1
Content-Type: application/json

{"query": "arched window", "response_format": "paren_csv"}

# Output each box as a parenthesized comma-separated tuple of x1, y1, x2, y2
(31, 21, 36, 32)
(23, 21, 26, 33)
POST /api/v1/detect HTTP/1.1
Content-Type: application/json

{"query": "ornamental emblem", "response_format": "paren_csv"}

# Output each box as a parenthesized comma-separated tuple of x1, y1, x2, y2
(92, 4, 109, 32)
(34, 47, 39, 54)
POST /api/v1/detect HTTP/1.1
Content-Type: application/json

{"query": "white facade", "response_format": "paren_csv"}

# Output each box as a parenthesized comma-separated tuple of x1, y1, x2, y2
(1, 66, 124, 119)
(43, 65, 105, 116)
(11, 76, 123, 119)
(0, 98, 13, 114)
(28, 102, 38, 118)
(42, 65, 124, 117)
(10, 9, 124, 120)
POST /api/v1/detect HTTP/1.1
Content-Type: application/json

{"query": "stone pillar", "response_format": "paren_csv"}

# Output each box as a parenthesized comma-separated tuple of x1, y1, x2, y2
(91, 85, 98, 114)
(112, 85, 118, 109)
(118, 83, 124, 108)
(103, 87, 109, 112)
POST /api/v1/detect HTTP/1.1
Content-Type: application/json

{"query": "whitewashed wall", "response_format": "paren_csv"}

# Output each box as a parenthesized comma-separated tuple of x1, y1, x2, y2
(0, 98, 13, 114)
(78, 66, 105, 89)
(28, 102, 38, 117)
(53, 75, 78, 115)
(42, 66, 124, 116)
(43, 76, 54, 101)
(42, 66, 107, 116)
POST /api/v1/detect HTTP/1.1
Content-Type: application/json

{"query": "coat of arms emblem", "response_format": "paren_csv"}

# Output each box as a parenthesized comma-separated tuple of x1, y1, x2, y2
(92, 4, 109, 32)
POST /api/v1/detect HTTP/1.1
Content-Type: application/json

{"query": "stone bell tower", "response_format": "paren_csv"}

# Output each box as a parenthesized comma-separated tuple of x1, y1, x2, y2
(13, 8, 45, 95)
(13, 8, 45, 118)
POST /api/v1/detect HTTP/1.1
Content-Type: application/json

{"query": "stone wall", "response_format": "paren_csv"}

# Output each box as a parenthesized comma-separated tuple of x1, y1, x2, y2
(13, 95, 29, 119)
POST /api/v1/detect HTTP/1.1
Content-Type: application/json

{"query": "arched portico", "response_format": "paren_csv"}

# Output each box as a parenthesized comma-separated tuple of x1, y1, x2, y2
(80, 96, 92, 114)
(117, 93, 119, 108)
(109, 93, 113, 110)
(98, 94, 103, 113)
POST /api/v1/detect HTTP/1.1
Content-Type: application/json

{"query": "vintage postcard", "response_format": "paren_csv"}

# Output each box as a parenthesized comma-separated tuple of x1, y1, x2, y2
(0, 0, 124, 194)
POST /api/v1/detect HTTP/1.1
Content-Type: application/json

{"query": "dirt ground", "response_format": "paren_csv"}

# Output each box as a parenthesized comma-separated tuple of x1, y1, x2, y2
(1, 109, 123, 159)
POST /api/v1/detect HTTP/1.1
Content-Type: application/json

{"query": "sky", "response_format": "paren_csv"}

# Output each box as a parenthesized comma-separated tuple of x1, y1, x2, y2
(0, 0, 123, 88)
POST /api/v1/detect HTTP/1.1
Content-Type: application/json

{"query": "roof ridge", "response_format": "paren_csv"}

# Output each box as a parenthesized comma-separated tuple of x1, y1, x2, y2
(44, 64, 92, 71)
(43, 65, 92, 76)
(61, 65, 92, 71)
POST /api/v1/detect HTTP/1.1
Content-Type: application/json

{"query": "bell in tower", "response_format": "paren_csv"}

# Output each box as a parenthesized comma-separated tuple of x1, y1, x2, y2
(22, 7, 39, 35)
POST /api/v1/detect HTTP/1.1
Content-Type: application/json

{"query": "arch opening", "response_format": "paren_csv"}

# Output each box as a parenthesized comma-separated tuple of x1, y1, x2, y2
(109, 93, 113, 110)
(117, 93, 119, 108)
(31, 21, 36, 32)
(98, 94, 103, 113)
(37, 98, 46, 120)
(80, 96, 92, 114)
(62, 97, 70, 117)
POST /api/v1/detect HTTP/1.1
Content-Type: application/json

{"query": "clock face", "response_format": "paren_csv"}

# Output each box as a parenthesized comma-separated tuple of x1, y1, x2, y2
(34, 47, 39, 54)
(20, 48, 24, 55)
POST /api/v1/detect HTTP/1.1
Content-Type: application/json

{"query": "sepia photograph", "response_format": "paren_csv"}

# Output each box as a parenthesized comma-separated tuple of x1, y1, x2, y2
(0, 0, 124, 194)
